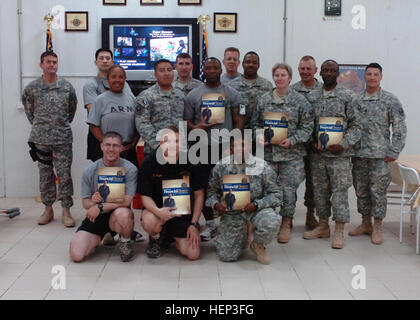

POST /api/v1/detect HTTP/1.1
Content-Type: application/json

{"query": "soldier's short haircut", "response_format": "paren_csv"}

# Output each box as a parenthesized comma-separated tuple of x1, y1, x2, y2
(154, 59, 173, 70)
(95, 48, 113, 60)
(244, 51, 260, 62)
(366, 62, 382, 73)
(205, 57, 222, 69)
(321, 59, 339, 69)
(106, 65, 126, 79)
(272, 63, 293, 78)
(103, 131, 123, 144)
(40, 51, 58, 63)
(300, 55, 316, 63)
(176, 53, 192, 63)
(224, 47, 240, 58)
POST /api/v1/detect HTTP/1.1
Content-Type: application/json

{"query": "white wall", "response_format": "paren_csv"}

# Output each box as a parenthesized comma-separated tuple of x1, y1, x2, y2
(0, 0, 419, 198)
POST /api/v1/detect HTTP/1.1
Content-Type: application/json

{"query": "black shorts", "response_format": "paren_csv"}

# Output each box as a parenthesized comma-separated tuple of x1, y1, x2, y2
(76, 211, 113, 239)
(163, 215, 192, 239)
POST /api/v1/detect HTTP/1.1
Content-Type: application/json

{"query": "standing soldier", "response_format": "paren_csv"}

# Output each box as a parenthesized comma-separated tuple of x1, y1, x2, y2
(83, 48, 134, 162)
(135, 59, 185, 157)
(291, 56, 323, 230)
(251, 63, 314, 244)
(349, 63, 407, 244)
(303, 60, 361, 249)
(184, 57, 245, 241)
(229, 51, 273, 129)
(22, 51, 77, 227)
(173, 53, 203, 96)
(206, 137, 282, 264)
(221, 47, 241, 84)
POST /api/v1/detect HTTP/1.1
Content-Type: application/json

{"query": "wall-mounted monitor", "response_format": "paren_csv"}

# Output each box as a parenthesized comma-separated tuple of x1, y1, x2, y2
(102, 18, 200, 81)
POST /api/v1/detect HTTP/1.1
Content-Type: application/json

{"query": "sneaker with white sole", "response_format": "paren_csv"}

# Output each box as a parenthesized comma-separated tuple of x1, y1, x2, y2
(200, 223, 217, 241)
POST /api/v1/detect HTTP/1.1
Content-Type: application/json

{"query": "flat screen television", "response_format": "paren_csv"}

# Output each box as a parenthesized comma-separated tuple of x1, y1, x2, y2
(102, 18, 200, 81)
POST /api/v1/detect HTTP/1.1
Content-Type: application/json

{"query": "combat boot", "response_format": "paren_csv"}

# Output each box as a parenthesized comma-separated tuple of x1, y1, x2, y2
(38, 206, 54, 225)
(305, 207, 319, 230)
(332, 221, 345, 249)
(250, 241, 270, 265)
(244, 221, 254, 249)
(371, 218, 383, 245)
(278, 217, 292, 243)
(348, 215, 372, 236)
(62, 208, 75, 228)
(303, 216, 330, 239)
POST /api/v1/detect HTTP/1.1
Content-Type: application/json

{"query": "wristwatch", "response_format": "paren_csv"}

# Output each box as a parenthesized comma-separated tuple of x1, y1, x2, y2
(98, 203, 104, 214)
(190, 222, 200, 231)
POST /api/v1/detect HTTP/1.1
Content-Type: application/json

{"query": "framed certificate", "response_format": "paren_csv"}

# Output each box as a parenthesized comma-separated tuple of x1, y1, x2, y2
(65, 12, 89, 32)
(178, 0, 201, 5)
(140, 0, 164, 5)
(103, 0, 127, 5)
(214, 13, 237, 33)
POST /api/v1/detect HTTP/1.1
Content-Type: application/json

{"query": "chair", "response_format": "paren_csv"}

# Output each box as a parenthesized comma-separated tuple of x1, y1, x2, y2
(397, 163, 420, 254)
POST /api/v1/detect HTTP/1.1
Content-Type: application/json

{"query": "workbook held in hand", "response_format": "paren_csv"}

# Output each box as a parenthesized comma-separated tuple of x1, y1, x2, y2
(201, 93, 226, 125)
(264, 112, 289, 144)
(97, 167, 126, 203)
(222, 174, 251, 212)
(318, 116, 344, 150)
(162, 176, 191, 215)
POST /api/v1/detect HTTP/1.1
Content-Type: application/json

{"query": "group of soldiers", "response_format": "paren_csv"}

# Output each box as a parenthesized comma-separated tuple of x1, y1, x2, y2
(21, 46, 407, 264)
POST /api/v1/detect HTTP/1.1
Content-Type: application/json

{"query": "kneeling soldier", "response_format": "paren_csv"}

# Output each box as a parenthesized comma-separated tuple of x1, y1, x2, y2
(206, 137, 282, 264)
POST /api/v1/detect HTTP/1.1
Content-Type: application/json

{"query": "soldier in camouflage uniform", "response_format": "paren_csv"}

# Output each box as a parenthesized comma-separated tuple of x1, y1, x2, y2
(22, 51, 77, 227)
(229, 51, 273, 129)
(206, 137, 282, 264)
(251, 63, 314, 244)
(349, 63, 407, 245)
(173, 53, 203, 96)
(135, 59, 185, 156)
(291, 56, 323, 230)
(303, 60, 361, 249)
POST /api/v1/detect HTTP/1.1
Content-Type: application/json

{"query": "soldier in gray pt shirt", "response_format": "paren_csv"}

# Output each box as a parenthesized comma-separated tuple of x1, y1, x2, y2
(221, 47, 242, 84)
(184, 57, 245, 241)
(83, 48, 134, 161)
(70, 132, 138, 263)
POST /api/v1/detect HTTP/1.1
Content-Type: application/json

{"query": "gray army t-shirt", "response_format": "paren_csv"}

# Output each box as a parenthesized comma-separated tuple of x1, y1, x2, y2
(87, 91, 137, 144)
(183, 83, 244, 144)
(83, 77, 133, 107)
(221, 73, 241, 84)
(81, 158, 138, 199)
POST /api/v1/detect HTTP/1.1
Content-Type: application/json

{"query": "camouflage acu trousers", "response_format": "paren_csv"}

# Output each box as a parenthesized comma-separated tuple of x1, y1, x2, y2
(311, 154, 352, 223)
(268, 159, 305, 218)
(216, 208, 280, 262)
(303, 154, 315, 208)
(352, 158, 392, 219)
(35, 143, 73, 208)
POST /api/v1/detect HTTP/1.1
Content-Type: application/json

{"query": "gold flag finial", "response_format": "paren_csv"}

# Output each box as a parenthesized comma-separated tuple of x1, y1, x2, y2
(197, 14, 211, 32)
(44, 13, 54, 30)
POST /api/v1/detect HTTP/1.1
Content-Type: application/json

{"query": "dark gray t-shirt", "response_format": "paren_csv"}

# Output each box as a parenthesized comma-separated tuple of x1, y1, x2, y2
(83, 77, 133, 107)
(81, 158, 138, 199)
(183, 83, 244, 144)
(87, 91, 137, 144)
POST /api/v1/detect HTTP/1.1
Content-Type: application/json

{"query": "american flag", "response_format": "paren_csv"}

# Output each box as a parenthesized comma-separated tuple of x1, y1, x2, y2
(199, 30, 208, 82)
(46, 28, 53, 52)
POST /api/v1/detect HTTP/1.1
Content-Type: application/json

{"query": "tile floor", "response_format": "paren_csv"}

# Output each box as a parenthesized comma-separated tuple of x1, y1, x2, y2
(1, 189, 420, 300)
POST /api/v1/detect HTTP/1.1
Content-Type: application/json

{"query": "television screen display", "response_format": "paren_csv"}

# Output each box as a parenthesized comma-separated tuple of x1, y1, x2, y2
(111, 25, 190, 71)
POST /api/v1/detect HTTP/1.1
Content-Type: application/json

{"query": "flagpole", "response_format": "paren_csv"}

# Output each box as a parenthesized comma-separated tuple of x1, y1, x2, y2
(197, 14, 211, 82)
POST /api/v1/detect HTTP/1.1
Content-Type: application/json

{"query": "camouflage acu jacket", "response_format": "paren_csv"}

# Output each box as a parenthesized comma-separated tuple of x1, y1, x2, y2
(352, 89, 407, 159)
(22, 77, 77, 145)
(251, 89, 314, 161)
